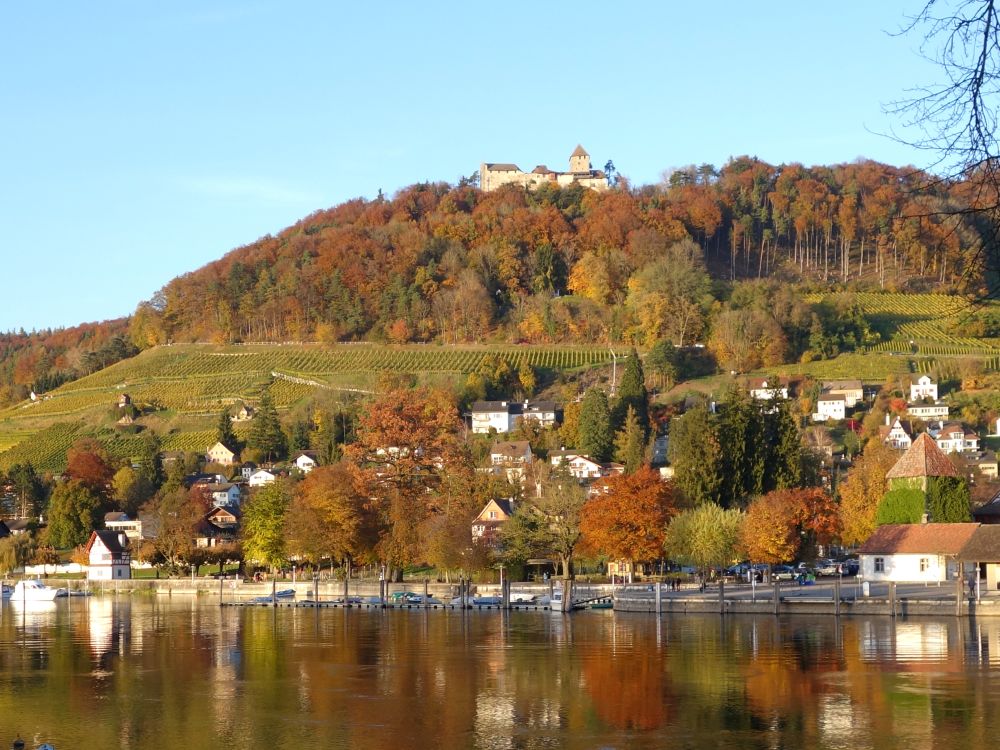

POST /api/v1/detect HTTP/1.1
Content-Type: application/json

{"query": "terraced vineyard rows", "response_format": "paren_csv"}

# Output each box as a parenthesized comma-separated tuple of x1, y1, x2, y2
(0, 422, 84, 473)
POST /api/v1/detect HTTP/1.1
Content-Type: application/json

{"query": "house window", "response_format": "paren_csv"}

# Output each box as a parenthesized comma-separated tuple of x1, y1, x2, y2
(489, 511, 497, 519)
(874, 557, 885, 573)
(920, 558, 930, 572)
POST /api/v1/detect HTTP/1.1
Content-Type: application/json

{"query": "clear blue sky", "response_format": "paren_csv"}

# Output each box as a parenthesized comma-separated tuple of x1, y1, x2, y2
(0, 1, 939, 332)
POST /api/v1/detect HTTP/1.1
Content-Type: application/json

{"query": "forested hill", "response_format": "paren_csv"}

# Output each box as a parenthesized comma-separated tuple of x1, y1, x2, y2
(2, 157, 992, 410)
(129, 157, 987, 350)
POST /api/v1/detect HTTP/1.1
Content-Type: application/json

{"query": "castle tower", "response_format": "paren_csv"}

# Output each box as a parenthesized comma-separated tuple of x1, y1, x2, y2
(569, 144, 591, 174)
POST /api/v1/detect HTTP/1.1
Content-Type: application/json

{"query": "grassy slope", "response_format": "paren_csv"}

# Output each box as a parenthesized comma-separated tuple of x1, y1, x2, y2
(0, 342, 622, 472)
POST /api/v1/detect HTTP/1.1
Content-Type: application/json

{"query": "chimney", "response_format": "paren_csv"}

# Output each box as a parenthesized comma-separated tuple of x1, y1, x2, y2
(119, 533, 129, 548)
(885, 413, 890, 426)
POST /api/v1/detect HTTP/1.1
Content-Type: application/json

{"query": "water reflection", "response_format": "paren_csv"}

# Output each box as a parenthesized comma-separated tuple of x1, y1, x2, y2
(2, 601, 1000, 749)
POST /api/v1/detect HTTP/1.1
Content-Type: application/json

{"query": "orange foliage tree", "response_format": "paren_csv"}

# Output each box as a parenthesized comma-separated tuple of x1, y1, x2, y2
(741, 488, 840, 563)
(65, 437, 116, 496)
(580, 467, 678, 567)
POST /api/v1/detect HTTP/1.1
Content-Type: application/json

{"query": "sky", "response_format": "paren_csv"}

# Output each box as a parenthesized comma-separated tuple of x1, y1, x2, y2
(0, 1, 944, 332)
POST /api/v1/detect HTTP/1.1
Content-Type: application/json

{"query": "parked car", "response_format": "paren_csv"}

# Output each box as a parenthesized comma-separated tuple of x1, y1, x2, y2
(772, 565, 796, 581)
(815, 559, 840, 576)
(838, 559, 860, 576)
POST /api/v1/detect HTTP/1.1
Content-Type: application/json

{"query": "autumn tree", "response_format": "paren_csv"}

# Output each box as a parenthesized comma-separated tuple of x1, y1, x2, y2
(663, 503, 744, 571)
(741, 488, 840, 563)
(65, 438, 115, 496)
(284, 463, 371, 568)
(242, 480, 292, 573)
(46, 480, 103, 549)
(142, 486, 211, 572)
(502, 467, 587, 578)
(838, 441, 898, 546)
(347, 386, 469, 578)
(581, 468, 677, 567)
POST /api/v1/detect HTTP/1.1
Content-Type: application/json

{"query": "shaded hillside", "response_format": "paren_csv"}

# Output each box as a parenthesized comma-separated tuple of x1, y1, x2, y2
(0, 319, 134, 408)
(130, 158, 990, 349)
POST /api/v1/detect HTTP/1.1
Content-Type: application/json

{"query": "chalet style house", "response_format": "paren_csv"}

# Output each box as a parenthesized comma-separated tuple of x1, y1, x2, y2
(879, 416, 913, 451)
(487, 440, 533, 483)
(85, 530, 131, 581)
(471, 499, 514, 548)
(910, 375, 939, 401)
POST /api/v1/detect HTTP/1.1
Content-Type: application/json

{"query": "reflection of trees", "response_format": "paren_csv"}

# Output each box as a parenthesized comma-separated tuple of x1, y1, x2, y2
(581, 617, 673, 730)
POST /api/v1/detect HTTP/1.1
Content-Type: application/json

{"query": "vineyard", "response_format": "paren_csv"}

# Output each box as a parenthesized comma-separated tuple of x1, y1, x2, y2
(0, 343, 622, 472)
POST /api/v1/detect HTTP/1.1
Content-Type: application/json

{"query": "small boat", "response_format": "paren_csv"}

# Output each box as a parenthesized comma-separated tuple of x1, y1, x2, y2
(249, 589, 296, 604)
(589, 601, 613, 610)
(471, 596, 502, 606)
(1, 584, 12, 600)
(10, 580, 63, 603)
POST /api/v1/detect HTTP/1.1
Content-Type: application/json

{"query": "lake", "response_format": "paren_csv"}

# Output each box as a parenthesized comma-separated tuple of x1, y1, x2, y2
(2, 597, 1000, 749)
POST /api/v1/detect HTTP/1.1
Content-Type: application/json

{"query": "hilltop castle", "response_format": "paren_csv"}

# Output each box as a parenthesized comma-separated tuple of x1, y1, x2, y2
(480, 145, 609, 193)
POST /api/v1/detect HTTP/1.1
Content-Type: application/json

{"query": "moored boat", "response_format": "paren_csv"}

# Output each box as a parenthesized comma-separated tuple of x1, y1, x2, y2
(11, 579, 63, 602)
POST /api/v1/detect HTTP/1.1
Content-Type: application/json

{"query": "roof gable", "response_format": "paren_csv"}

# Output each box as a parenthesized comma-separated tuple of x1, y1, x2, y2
(86, 529, 128, 554)
(886, 433, 959, 479)
(858, 523, 979, 555)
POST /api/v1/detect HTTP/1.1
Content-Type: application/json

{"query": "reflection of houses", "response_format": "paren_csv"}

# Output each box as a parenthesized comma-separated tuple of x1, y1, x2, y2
(206, 441, 237, 465)
(471, 499, 514, 548)
(928, 421, 980, 454)
(821, 380, 863, 408)
(196, 506, 241, 547)
(879, 416, 913, 451)
(487, 440, 533, 483)
(910, 375, 938, 401)
(104, 512, 142, 543)
(470, 400, 559, 434)
(858, 523, 979, 583)
(85, 530, 131, 581)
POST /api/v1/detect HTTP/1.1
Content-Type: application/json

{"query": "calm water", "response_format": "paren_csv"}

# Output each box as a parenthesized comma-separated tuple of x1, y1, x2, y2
(2, 598, 1000, 749)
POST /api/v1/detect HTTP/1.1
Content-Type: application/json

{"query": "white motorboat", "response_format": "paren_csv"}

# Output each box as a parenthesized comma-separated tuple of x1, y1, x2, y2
(11, 579, 63, 603)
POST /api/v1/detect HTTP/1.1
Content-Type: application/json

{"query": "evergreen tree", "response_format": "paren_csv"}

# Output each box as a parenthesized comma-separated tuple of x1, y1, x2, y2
(768, 401, 802, 490)
(287, 419, 311, 453)
(216, 408, 238, 451)
(578, 387, 613, 462)
(927, 476, 972, 522)
(613, 405, 646, 474)
(247, 389, 287, 462)
(136, 431, 164, 490)
(668, 404, 723, 505)
(718, 386, 763, 504)
(6, 463, 43, 518)
(612, 349, 648, 437)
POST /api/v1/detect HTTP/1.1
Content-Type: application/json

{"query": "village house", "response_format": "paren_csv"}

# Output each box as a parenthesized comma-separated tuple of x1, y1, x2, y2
(747, 377, 789, 401)
(238, 461, 258, 480)
(202, 482, 241, 508)
(549, 450, 605, 481)
(470, 400, 559, 434)
(968, 451, 999, 480)
(821, 380, 864, 408)
(480, 145, 609, 193)
(293, 451, 319, 473)
(928, 421, 980, 454)
(117, 393, 131, 408)
(906, 401, 950, 419)
(85, 530, 131, 581)
(232, 403, 255, 421)
(487, 440, 533, 483)
(104, 512, 142, 543)
(879, 415, 913, 451)
(910, 375, 939, 402)
(196, 505, 241, 547)
(471, 498, 514, 548)
(813, 394, 846, 422)
(858, 523, 979, 583)
(206, 441, 237, 466)
(247, 469, 277, 487)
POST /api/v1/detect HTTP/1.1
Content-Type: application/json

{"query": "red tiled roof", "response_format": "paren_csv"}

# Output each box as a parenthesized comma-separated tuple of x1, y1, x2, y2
(885, 433, 958, 479)
(858, 523, 980, 555)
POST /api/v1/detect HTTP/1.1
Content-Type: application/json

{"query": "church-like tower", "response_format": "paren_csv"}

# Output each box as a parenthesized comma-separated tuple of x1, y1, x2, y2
(568, 144, 591, 174)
